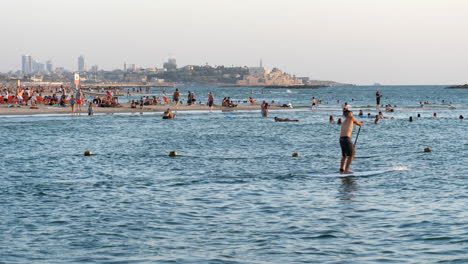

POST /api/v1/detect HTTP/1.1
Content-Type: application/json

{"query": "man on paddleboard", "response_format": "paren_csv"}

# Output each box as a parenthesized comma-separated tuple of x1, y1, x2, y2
(340, 110, 363, 174)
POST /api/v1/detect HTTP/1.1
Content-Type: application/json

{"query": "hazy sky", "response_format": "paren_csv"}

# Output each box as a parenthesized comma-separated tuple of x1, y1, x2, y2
(2, 0, 468, 84)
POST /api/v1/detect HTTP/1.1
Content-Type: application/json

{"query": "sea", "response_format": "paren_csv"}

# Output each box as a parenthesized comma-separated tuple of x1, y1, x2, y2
(1, 85, 467, 263)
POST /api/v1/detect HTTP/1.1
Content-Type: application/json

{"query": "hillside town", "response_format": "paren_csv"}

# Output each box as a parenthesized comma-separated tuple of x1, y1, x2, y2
(0, 56, 351, 87)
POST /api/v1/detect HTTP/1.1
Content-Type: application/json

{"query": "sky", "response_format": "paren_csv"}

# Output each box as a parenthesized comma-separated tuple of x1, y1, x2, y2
(1, 0, 468, 84)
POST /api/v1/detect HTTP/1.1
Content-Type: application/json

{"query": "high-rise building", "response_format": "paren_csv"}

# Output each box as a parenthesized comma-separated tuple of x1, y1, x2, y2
(22, 55, 33, 74)
(90, 65, 99, 72)
(78, 55, 86, 72)
(124, 62, 127, 72)
(131, 64, 136, 72)
(46, 60, 53, 72)
(22, 55, 28, 74)
(27, 55, 32, 74)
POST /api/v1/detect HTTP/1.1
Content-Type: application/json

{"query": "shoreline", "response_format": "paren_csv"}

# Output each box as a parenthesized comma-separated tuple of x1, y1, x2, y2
(0, 103, 300, 116)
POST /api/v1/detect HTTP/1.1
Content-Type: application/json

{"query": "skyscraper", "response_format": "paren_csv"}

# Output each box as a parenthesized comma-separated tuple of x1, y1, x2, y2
(46, 60, 53, 72)
(22, 55, 27, 74)
(78, 55, 86, 72)
(27, 55, 32, 74)
(22, 55, 32, 74)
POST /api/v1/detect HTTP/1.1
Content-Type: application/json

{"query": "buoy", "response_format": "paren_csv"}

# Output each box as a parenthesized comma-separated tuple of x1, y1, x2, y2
(84, 151, 93, 156)
(169, 151, 178, 157)
(424, 148, 432, 152)
(292, 153, 300, 157)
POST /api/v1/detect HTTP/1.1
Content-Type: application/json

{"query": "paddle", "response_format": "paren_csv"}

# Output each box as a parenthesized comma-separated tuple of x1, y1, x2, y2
(354, 126, 361, 146)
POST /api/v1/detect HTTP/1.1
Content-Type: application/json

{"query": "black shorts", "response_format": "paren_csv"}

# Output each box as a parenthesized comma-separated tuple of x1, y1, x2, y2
(376, 97, 381, 105)
(174, 98, 179, 102)
(340, 136, 354, 157)
(208, 101, 213, 107)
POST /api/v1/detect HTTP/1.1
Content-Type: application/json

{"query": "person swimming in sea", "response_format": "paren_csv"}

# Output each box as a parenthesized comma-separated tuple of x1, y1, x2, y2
(329, 115, 335, 123)
(274, 117, 299, 122)
(163, 108, 176, 119)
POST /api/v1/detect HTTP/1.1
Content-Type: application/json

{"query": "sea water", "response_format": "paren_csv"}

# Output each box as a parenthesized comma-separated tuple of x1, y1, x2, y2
(1, 85, 467, 263)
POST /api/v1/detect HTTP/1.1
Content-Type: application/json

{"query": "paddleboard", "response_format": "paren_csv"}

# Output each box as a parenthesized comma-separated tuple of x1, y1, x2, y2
(308, 168, 408, 178)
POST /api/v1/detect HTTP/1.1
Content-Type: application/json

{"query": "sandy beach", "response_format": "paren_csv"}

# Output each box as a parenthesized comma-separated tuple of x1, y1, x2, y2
(0, 103, 294, 116)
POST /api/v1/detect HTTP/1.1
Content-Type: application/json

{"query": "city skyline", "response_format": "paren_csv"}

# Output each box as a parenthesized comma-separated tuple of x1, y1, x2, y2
(2, 0, 468, 85)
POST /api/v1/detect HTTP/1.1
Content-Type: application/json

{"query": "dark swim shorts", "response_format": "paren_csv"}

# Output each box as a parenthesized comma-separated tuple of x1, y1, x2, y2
(340, 136, 354, 157)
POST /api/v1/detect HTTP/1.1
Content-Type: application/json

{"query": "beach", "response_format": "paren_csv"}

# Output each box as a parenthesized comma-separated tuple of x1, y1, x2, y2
(0, 103, 292, 116)
(1, 85, 467, 264)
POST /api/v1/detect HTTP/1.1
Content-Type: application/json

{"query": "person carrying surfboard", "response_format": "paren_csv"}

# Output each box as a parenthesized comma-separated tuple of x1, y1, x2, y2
(339, 110, 363, 174)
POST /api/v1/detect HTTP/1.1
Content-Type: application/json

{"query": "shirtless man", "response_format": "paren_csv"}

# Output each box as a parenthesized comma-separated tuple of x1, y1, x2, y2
(339, 110, 363, 174)
(173, 88, 181, 109)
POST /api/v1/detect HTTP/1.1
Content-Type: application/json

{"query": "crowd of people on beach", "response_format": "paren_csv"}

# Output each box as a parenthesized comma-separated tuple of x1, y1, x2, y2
(0, 85, 465, 124)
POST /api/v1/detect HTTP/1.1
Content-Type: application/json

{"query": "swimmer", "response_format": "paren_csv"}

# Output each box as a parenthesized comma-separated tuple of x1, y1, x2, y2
(329, 115, 335, 123)
(339, 110, 363, 174)
(417, 113, 421, 118)
(358, 110, 364, 116)
(343, 102, 350, 112)
(433, 113, 437, 118)
(337, 118, 342, 125)
(163, 108, 176, 119)
(409, 116, 413, 122)
(374, 116, 379, 124)
(460, 115, 464, 119)
(274, 117, 299, 122)
(88, 102, 94, 116)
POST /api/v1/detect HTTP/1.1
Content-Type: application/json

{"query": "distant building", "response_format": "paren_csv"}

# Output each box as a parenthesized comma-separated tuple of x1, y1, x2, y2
(46, 60, 54, 72)
(163, 58, 177, 71)
(21, 55, 28, 74)
(78, 55, 86, 72)
(22, 55, 32, 74)
(91, 65, 99, 72)
(124, 62, 127, 72)
(237, 66, 303, 86)
(131, 64, 136, 72)
(32, 60, 45, 72)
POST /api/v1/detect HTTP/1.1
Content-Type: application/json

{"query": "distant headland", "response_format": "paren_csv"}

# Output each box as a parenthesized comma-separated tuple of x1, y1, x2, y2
(446, 84, 468, 89)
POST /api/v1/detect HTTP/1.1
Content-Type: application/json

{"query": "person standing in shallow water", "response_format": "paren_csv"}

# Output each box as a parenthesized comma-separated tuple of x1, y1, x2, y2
(208, 92, 214, 112)
(173, 88, 180, 109)
(261, 101, 270, 117)
(339, 110, 363, 174)
(376, 90, 382, 109)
